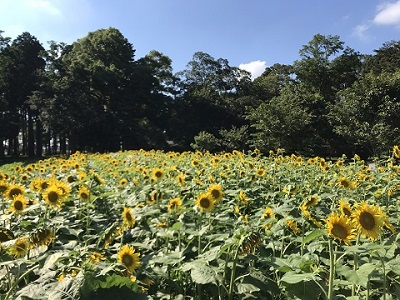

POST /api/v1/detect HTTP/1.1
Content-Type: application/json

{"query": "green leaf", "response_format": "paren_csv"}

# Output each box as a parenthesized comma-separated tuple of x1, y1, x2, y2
(302, 229, 325, 245)
(280, 272, 315, 284)
(190, 264, 216, 284)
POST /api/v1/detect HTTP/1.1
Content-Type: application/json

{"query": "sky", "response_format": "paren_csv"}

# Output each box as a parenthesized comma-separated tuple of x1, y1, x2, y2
(1, 0, 400, 79)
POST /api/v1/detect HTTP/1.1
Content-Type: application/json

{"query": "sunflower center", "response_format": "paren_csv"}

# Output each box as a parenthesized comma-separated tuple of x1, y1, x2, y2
(155, 171, 162, 178)
(199, 198, 210, 208)
(14, 200, 24, 211)
(9, 188, 22, 197)
(81, 192, 89, 200)
(359, 212, 375, 230)
(211, 190, 220, 199)
(331, 224, 348, 239)
(125, 212, 133, 221)
(0, 186, 7, 193)
(122, 254, 133, 266)
(343, 208, 352, 217)
(48, 191, 59, 203)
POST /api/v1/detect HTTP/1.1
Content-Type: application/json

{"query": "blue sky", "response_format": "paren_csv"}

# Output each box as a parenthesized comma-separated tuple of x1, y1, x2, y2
(1, 0, 400, 78)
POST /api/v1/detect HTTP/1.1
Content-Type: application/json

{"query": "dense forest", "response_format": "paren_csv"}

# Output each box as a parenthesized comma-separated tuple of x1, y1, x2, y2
(0, 27, 399, 158)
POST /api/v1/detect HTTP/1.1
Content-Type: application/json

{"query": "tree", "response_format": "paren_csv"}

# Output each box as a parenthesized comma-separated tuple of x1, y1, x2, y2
(363, 40, 400, 74)
(0, 32, 45, 157)
(247, 83, 321, 154)
(292, 34, 362, 155)
(329, 70, 400, 157)
(171, 52, 251, 150)
(41, 28, 136, 152)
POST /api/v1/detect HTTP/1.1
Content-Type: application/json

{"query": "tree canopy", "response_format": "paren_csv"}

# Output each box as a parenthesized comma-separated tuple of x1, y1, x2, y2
(0, 28, 399, 158)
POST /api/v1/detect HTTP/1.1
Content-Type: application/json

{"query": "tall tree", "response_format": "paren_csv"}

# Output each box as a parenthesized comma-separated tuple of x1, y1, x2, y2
(41, 28, 136, 152)
(1, 32, 45, 157)
(172, 52, 251, 150)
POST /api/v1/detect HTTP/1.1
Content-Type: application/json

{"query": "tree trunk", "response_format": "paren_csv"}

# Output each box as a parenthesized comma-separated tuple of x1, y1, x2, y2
(27, 110, 35, 157)
(35, 118, 43, 157)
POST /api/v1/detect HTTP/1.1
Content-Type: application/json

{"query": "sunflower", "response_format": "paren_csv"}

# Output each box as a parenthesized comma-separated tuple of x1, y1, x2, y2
(55, 181, 71, 198)
(326, 212, 356, 245)
(29, 178, 45, 192)
(285, 219, 301, 234)
(9, 237, 30, 258)
(167, 197, 182, 212)
(352, 201, 384, 240)
(177, 173, 186, 185)
(339, 199, 352, 217)
(118, 244, 141, 273)
(338, 177, 354, 189)
(393, 145, 400, 159)
(122, 207, 135, 227)
(0, 180, 9, 195)
(9, 194, 27, 214)
(42, 185, 65, 208)
(0, 228, 14, 242)
(30, 228, 55, 247)
(88, 251, 106, 264)
(263, 207, 275, 219)
(78, 186, 90, 201)
(208, 184, 223, 202)
(256, 169, 266, 177)
(5, 184, 25, 200)
(196, 192, 215, 213)
(239, 190, 248, 205)
(119, 178, 128, 188)
(302, 195, 320, 209)
(151, 168, 164, 181)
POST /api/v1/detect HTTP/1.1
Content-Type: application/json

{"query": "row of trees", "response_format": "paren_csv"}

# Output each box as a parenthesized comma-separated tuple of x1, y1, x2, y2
(0, 28, 399, 158)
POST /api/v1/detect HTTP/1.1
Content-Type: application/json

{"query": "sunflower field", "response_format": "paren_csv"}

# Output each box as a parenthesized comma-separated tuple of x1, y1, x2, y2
(1, 146, 400, 300)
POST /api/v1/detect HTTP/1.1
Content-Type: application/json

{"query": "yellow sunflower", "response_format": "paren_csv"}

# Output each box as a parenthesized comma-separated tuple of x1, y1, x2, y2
(78, 185, 90, 201)
(338, 177, 354, 189)
(42, 185, 65, 208)
(5, 184, 25, 200)
(285, 219, 301, 234)
(393, 145, 400, 159)
(177, 173, 186, 185)
(9, 237, 30, 258)
(326, 212, 356, 245)
(122, 207, 135, 227)
(88, 251, 106, 264)
(338, 199, 352, 217)
(256, 168, 266, 177)
(151, 168, 164, 181)
(167, 197, 182, 212)
(263, 207, 275, 219)
(55, 181, 71, 198)
(352, 201, 384, 240)
(29, 178, 45, 192)
(30, 228, 55, 247)
(208, 184, 223, 202)
(0, 180, 9, 195)
(239, 190, 248, 205)
(196, 192, 215, 213)
(119, 178, 128, 188)
(9, 194, 27, 214)
(117, 244, 141, 273)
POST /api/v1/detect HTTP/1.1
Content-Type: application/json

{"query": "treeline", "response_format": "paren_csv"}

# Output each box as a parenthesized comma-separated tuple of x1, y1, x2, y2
(0, 28, 399, 158)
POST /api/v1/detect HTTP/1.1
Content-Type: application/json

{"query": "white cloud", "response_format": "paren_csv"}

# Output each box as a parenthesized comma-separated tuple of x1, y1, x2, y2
(374, 0, 400, 25)
(352, 23, 371, 41)
(239, 60, 267, 80)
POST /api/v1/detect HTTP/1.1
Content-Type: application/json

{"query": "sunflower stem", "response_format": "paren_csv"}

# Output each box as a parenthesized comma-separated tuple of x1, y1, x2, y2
(328, 238, 336, 300)
(228, 244, 240, 300)
(378, 254, 387, 300)
(352, 233, 360, 297)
